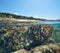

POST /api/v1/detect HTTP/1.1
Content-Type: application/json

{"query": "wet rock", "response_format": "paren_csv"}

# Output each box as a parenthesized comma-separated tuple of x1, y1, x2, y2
(24, 25, 53, 50)
(13, 43, 60, 53)
(32, 43, 60, 53)
(0, 25, 53, 53)
(12, 49, 29, 53)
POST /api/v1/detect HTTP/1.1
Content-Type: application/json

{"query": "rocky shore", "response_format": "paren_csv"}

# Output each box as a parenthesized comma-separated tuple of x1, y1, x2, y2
(0, 24, 53, 53)
(13, 43, 60, 53)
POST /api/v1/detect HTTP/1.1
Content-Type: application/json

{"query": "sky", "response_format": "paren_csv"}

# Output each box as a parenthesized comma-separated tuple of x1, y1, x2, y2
(0, 0, 60, 20)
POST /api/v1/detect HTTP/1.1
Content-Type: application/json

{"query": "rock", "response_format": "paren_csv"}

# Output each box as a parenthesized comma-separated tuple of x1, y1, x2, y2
(13, 44, 60, 53)
(24, 25, 53, 50)
(0, 25, 53, 53)
(12, 49, 29, 53)
(41, 25, 53, 36)
(47, 38, 56, 44)
(32, 43, 60, 53)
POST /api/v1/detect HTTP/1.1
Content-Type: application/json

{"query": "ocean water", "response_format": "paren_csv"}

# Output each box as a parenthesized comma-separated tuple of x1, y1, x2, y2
(0, 21, 60, 53)
(50, 23, 60, 43)
(37, 21, 60, 43)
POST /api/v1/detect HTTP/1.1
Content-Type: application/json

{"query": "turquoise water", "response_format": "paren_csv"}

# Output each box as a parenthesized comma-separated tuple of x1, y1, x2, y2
(50, 23, 60, 43)
(36, 21, 60, 43)
(34, 21, 60, 43)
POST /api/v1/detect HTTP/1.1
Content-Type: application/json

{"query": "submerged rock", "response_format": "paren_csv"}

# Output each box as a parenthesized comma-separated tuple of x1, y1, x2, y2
(24, 25, 53, 50)
(0, 25, 53, 53)
(12, 49, 29, 53)
(32, 43, 60, 53)
(13, 43, 60, 53)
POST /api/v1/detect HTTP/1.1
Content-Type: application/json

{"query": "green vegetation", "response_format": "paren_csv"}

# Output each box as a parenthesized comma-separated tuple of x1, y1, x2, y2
(0, 12, 46, 20)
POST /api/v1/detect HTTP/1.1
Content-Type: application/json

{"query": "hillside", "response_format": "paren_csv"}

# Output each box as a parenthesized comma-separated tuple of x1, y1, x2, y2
(0, 12, 46, 20)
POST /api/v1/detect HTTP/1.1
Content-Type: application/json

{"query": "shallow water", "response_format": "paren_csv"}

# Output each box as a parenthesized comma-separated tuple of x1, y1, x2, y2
(50, 23, 60, 43)
(34, 21, 60, 25)
(34, 21, 60, 43)
(0, 21, 60, 53)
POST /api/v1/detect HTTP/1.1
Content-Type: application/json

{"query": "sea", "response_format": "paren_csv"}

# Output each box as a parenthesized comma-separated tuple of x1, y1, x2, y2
(0, 21, 60, 53)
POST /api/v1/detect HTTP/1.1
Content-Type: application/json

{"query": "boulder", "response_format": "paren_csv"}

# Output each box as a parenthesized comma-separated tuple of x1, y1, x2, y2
(24, 25, 53, 50)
